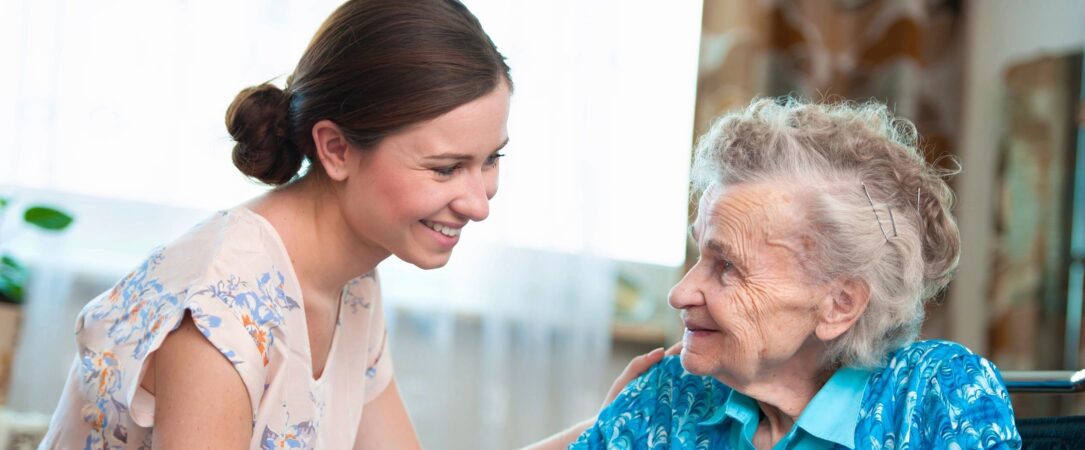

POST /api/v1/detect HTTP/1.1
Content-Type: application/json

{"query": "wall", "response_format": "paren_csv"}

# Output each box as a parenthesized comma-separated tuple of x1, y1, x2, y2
(951, 0, 1085, 355)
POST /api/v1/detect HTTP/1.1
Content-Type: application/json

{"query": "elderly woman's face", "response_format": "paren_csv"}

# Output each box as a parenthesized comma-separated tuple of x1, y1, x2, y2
(670, 183, 831, 385)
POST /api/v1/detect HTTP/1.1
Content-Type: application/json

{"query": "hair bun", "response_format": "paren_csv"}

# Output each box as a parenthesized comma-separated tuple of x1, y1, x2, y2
(225, 83, 303, 185)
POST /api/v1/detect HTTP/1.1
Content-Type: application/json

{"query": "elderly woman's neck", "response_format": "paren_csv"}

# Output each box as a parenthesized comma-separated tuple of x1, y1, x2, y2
(747, 372, 831, 449)
(729, 354, 834, 448)
(743, 370, 828, 422)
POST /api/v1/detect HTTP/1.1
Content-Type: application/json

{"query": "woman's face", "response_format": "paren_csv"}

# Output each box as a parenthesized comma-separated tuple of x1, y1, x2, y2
(669, 183, 830, 386)
(340, 81, 511, 269)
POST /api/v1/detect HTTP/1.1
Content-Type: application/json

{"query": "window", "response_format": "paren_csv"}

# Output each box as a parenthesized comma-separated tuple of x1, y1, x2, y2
(1, 0, 702, 267)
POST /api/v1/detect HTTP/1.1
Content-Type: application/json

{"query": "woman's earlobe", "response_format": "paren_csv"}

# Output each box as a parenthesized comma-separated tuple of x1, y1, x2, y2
(311, 120, 351, 181)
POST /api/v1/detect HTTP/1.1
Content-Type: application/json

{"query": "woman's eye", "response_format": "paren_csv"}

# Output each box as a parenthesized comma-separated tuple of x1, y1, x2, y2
(432, 164, 460, 176)
(719, 259, 734, 274)
(485, 152, 505, 167)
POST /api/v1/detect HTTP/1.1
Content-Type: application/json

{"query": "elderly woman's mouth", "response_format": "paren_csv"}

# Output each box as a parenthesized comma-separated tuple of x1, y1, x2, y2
(683, 322, 720, 337)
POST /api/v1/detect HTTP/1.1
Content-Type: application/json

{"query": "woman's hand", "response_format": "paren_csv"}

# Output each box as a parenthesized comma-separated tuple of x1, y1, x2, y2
(601, 342, 682, 408)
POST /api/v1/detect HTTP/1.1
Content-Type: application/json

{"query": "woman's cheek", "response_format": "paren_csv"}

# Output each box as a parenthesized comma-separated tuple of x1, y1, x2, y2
(722, 290, 763, 342)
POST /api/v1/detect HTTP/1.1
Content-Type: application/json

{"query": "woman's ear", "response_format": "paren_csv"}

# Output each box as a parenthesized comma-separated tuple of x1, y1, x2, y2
(815, 278, 870, 342)
(312, 119, 352, 181)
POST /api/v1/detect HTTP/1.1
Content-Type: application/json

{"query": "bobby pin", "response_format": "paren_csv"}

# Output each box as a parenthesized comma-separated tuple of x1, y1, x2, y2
(861, 182, 898, 242)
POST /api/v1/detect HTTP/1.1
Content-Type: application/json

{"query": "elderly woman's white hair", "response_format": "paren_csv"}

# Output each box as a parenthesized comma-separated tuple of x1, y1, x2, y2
(691, 97, 961, 368)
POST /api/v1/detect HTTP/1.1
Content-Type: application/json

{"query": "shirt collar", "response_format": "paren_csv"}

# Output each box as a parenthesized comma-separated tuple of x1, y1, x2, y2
(697, 367, 873, 449)
(699, 386, 753, 427)
(793, 366, 873, 448)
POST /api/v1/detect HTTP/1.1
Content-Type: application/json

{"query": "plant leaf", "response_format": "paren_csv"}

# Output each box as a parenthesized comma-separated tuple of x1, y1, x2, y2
(0, 262, 27, 281)
(0, 253, 27, 304)
(24, 206, 74, 231)
(1, 254, 24, 271)
(0, 272, 24, 304)
(0, 197, 8, 209)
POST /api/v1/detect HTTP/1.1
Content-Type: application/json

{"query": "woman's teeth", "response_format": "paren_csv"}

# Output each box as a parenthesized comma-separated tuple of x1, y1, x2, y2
(422, 220, 460, 237)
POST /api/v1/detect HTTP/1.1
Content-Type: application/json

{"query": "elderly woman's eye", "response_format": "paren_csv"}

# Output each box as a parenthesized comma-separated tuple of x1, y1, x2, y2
(719, 259, 734, 273)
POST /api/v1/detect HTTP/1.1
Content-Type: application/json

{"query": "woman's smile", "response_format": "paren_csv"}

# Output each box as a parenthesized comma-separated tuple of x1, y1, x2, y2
(682, 315, 721, 347)
(420, 219, 463, 249)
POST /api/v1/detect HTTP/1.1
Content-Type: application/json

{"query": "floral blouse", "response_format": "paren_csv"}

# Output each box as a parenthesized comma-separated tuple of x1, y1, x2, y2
(42, 207, 394, 449)
(572, 340, 1021, 449)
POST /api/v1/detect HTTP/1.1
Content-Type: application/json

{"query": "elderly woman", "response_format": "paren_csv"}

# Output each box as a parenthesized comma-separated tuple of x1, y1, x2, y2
(572, 98, 1020, 449)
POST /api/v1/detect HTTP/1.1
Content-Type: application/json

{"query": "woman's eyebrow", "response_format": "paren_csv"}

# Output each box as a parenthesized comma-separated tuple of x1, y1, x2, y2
(704, 238, 732, 258)
(689, 226, 737, 256)
(424, 137, 510, 161)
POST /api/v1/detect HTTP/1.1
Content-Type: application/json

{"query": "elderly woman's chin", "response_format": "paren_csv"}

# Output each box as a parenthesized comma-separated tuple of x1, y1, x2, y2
(677, 337, 742, 381)
(678, 348, 712, 376)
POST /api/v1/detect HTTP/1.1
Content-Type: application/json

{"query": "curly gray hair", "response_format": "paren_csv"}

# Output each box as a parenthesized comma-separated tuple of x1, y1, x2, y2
(691, 97, 961, 368)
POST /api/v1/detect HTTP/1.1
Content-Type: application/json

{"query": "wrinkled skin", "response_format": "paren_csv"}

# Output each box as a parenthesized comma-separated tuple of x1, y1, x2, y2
(669, 182, 834, 391)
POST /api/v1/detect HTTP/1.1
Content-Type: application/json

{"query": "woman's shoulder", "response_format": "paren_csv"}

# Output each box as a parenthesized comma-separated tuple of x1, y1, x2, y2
(859, 343, 1020, 446)
(875, 339, 1001, 385)
(577, 355, 730, 449)
(886, 339, 978, 363)
(643, 354, 728, 396)
(118, 206, 290, 290)
(602, 355, 730, 422)
(864, 339, 1015, 425)
(172, 206, 290, 269)
(76, 207, 300, 361)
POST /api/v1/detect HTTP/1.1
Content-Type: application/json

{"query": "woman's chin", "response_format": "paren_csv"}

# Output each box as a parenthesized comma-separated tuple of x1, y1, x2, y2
(410, 258, 449, 270)
(679, 351, 715, 376)
(398, 249, 453, 270)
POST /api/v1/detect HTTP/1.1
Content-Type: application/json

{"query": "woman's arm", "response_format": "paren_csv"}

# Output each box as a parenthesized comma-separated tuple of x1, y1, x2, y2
(521, 344, 679, 450)
(354, 378, 422, 450)
(521, 417, 597, 450)
(152, 313, 253, 449)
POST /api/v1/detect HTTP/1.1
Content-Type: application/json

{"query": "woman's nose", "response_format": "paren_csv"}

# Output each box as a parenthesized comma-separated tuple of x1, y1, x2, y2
(451, 170, 491, 222)
(668, 268, 704, 310)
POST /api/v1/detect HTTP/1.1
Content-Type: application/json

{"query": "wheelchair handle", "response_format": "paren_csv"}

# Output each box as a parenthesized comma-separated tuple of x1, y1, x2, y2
(1002, 369, 1085, 393)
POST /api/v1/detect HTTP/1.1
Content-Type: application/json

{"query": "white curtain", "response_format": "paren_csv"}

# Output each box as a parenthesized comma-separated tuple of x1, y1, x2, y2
(381, 248, 618, 448)
(1, 0, 702, 447)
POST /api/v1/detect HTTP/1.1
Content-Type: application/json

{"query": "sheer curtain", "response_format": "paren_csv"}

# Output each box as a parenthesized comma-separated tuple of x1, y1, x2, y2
(1, 0, 702, 447)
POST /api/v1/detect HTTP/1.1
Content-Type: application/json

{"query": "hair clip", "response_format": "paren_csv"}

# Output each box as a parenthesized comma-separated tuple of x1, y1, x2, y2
(862, 182, 898, 242)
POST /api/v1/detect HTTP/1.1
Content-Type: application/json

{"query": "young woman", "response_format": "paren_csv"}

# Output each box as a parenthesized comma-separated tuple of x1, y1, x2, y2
(42, 1, 663, 448)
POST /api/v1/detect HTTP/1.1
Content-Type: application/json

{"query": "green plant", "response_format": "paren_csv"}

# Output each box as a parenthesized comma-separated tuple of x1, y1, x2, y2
(0, 197, 74, 305)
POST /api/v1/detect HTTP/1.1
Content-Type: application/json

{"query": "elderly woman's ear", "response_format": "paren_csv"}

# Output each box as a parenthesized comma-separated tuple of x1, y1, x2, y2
(814, 278, 870, 342)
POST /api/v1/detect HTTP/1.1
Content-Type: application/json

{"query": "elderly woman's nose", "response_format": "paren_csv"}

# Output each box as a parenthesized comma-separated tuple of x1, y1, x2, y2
(668, 274, 703, 310)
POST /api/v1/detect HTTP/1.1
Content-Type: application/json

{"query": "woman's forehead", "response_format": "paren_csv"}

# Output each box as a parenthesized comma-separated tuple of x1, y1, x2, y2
(696, 183, 804, 238)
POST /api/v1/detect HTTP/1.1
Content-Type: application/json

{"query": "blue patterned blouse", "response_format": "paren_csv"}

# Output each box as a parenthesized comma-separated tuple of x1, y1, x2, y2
(571, 340, 1021, 449)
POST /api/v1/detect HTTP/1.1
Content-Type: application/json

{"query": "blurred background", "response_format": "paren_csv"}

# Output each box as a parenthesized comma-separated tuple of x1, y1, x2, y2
(0, 0, 1083, 448)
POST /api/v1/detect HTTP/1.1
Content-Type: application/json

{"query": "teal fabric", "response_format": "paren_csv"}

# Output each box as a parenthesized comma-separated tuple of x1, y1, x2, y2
(570, 340, 1021, 449)
(697, 367, 872, 449)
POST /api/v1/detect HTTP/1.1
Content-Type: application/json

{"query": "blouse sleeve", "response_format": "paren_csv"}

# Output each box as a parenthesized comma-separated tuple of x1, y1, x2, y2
(131, 290, 271, 427)
(917, 351, 1022, 449)
(75, 268, 269, 430)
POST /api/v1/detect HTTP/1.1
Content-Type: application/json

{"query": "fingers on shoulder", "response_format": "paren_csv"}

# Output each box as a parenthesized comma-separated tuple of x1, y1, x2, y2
(664, 342, 682, 356)
(616, 348, 666, 385)
(632, 347, 664, 368)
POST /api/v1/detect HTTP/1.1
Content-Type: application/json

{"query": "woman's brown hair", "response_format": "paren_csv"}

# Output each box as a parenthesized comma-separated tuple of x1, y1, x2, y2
(226, 0, 512, 185)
